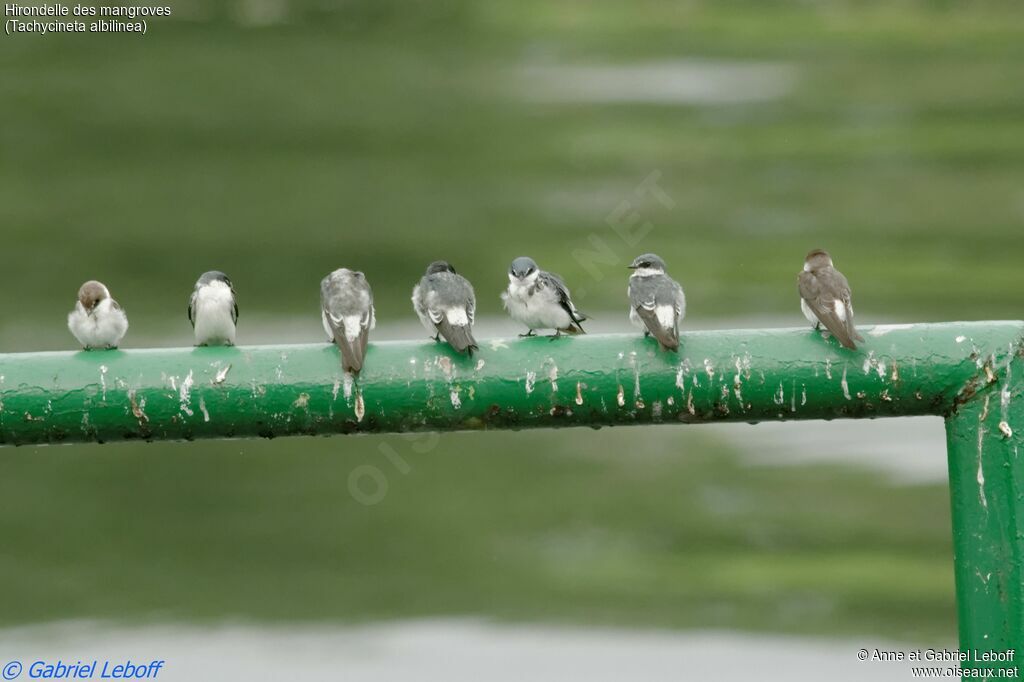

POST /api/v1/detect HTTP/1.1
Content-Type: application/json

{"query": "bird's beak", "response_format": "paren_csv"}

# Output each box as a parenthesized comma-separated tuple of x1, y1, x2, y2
(627, 264, 638, 270)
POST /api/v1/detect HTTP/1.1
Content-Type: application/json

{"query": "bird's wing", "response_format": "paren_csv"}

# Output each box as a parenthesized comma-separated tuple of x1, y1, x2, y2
(231, 285, 239, 325)
(187, 290, 196, 327)
(541, 271, 587, 330)
(631, 277, 680, 351)
(357, 307, 372, 364)
(465, 279, 476, 326)
(798, 271, 857, 350)
(833, 271, 862, 342)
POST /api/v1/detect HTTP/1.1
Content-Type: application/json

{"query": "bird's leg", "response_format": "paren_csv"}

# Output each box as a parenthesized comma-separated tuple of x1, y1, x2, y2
(644, 331, 651, 338)
(432, 333, 440, 342)
(814, 322, 821, 331)
(548, 329, 563, 341)
(519, 329, 536, 338)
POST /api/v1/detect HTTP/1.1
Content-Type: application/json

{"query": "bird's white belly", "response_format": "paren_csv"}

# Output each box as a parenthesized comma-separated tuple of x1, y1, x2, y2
(415, 308, 436, 337)
(800, 298, 819, 325)
(321, 310, 335, 341)
(194, 308, 235, 345)
(193, 290, 236, 346)
(629, 306, 646, 330)
(505, 290, 570, 330)
(68, 300, 128, 349)
(412, 287, 436, 337)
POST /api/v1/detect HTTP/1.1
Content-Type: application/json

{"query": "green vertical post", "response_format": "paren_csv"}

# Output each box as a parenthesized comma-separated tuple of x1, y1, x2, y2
(946, 345, 1023, 673)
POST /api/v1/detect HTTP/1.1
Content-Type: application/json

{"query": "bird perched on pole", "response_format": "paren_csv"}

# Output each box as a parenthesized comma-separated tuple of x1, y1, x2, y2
(501, 256, 587, 338)
(627, 253, 686, 352)
(798, 249, 863, 351)
(412, 261, 478, 355)
(188, 270, 238, 346)
(321, 268, 375, 374)
(67, 280, 128, 350)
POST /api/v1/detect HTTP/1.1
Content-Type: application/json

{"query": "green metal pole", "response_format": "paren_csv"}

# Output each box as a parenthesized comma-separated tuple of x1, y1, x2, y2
(946, 344, 1023, 674)
(0, 322, 1019, 444)
(0, 320, 1022, 672)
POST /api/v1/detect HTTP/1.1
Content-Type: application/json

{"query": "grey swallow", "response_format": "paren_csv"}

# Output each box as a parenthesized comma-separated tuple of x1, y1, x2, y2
(798, 249, 863, 351)
(628, 253, 686, 351)
(67, 280, 128, 350)
(321, 268, 375, 374)
(501, 256, 587, 337)
(188, 270, 238, 346)
(412, 261, 478, 355)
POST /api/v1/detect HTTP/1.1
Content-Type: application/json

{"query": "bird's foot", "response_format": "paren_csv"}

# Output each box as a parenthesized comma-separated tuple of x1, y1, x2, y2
(432, 334, 440, 342)
(519, 330, 536, 338)
(547, 331, 563, 341)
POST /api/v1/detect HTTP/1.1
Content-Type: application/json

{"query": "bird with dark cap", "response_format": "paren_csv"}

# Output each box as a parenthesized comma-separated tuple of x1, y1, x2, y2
(188, 270, 238, 346)
(412, 260, 478, 355)
(501, 256, 587, 338)
(627, 253, 686, 351)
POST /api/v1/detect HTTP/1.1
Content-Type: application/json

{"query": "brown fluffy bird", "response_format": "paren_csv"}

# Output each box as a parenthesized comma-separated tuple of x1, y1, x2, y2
(798, 249, 863, 351)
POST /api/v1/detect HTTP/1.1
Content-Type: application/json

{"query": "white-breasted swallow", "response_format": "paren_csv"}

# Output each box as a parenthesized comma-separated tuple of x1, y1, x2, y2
(628, 253, 686, 352)
(321, 268, 375, 374)
(412, 260, 478, 355)
(188, 270, 238, 346)
(501, 256, 587, 337)
(67, 280, 128, 350)
(798, 249, 864, 351)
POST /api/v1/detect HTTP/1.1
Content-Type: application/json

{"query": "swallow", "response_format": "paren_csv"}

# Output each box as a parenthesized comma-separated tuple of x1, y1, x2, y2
(67, 280, 128, 350)
(321, 268, 375, 374)
(501, 256, 586, 338)
(412, 261, 478, 355)
(628, 253, 686, 351)
(188, 271, 238, 346)
(798, 249, 864, 351)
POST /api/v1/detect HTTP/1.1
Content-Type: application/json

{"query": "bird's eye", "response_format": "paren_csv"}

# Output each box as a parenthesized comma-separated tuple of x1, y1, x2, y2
(527, 268, 535, 275)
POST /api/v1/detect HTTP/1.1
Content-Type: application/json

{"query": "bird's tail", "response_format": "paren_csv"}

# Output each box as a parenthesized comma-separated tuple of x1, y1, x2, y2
(657, 331, 680, 352)
(563, 307, 587, 334)
(561, 321, 586, 335)
(438, 320, 478, 355)
(328, 319, 367, 374)
(335, 337, 365, 374)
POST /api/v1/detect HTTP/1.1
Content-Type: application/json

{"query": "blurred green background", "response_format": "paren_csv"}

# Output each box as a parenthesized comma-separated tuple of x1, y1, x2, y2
(2, 0, 1022, 643)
